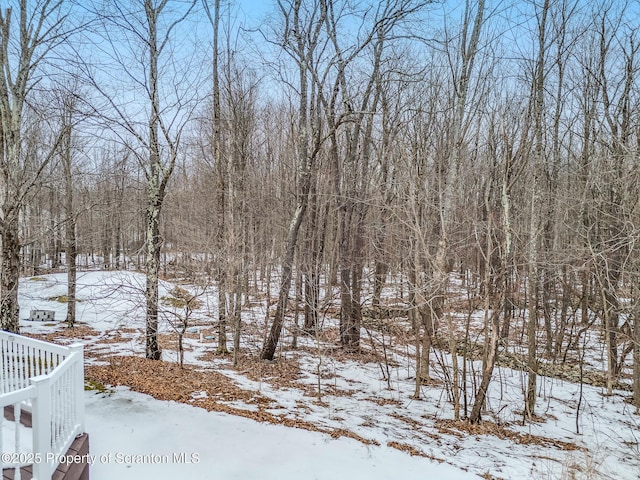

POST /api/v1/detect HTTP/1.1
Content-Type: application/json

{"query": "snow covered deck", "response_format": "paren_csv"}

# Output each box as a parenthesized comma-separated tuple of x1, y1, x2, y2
(0, 332, 88, 480)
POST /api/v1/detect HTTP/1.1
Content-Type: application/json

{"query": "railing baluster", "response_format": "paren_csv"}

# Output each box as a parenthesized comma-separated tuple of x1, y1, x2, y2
(34, 347, 39, 377)
(17, 344, 23, 390)
(13, 343, 18, 389)
(14, 401, 21, 480)
(10, 342, 15, 390)
(39, 348, 44, 376)
(20, 344, 25, 389)
(1, 333, 85, 480)
(27, 346, 32, 379)
(3, 340, 7, 392)
(0, 339, 5, 394)
(12, 342, 17, 389)
(0, 404, 3, 472)
(64, 370, 69, 443)
(17, 344, 22, 390)
(4, 340, 9, 391)
(54, 377, 60, 449)
(7, 342, 13, 391)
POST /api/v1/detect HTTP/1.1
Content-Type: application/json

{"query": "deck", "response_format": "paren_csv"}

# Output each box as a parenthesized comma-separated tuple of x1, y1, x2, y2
(0, 332, 89, 480)
(1, 432, 89, 480)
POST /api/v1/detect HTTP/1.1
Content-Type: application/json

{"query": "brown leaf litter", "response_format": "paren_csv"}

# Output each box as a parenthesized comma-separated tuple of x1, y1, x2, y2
(24, 325, 101, 343)
(86, 355, 379, 446)
(386, 441, 444, 462)
(435, 419, 581, 451)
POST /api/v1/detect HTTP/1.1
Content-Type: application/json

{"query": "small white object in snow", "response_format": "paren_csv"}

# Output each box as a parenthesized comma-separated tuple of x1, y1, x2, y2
(28, 309, 56, 321)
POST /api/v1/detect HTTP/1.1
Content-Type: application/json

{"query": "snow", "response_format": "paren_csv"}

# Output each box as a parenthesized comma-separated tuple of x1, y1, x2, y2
(13, 270, 640, 479)
(1, 418, 33, 465)
(86, 387, 473, 480)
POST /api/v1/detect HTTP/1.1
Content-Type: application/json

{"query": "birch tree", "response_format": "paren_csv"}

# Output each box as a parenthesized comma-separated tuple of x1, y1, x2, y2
(91, 0, 198, 359)
(143, 0, 197, 359)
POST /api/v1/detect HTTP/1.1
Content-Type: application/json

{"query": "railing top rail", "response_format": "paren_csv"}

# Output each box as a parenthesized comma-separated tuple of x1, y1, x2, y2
(0, 331, 71, 356)
(0, 384, 36, 406)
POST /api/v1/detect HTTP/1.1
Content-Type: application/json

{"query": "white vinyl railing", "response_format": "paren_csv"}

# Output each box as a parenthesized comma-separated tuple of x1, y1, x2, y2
(0, 332, 85, 480)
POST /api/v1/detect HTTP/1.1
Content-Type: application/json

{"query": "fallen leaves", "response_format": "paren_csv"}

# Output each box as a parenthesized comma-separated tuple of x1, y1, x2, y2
(435, 419, 581, 451)
(86, 355, 258, 404)
(85, 355, 380, 446)
(386, 441, 442, 461)
(24, 325, 101, 343)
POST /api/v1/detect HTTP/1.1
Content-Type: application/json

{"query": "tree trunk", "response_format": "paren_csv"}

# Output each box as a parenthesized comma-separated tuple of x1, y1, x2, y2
(144, 0, 167, 360)
(470, 116, 512, 424)
(145, 196, 162, 360)
(232, 278, 242, 366)
(470, 308, 501, 423)
(63, 121, 77, 327)
(603, 285, 620, 394)
(341, 211, 365, 351)
(261, 0, 321, 360)
(209, 0, 229, 355)
(0, 214, 20, 332)
(633, 280, 640, 409)
(261, 199, 310, 360)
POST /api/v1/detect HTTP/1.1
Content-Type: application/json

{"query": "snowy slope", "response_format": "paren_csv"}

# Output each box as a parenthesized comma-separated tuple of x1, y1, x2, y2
(86, 387, 474, 480)
(17, 271, 640, 479)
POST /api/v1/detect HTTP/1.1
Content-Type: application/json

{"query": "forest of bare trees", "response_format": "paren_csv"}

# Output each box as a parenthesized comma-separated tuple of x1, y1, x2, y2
(2, 0, 640, 425)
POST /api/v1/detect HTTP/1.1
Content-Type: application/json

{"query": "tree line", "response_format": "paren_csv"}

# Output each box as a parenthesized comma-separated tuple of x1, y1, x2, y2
(1, 0, 639, 422)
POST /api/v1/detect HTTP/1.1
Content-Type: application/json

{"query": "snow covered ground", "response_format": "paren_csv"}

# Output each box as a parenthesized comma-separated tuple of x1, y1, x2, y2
(86, 387, 473, 480)
(14, 271, 640, 479)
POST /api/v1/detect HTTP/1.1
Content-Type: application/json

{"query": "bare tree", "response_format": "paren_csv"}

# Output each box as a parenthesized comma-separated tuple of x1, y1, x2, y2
(89, 0, 199, 358)
(0, 0, 72, 331)
(470, 100, 524, 424)
(525, 0, 551, 421)
(585, 6, 638, 394)
(422, 0, 486, 421)
(57, 87, 82, 326)
(142, 0, 197, 359)
(260, 0, 326, 361)
(203, 0, 230, 354)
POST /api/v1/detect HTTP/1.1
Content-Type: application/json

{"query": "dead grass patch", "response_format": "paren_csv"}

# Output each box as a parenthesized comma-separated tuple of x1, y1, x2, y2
(511, 411, 549, 423)
(435, 419, 581, 451)
(118, 327, 141, 335)
(234, 354, 303, 387)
